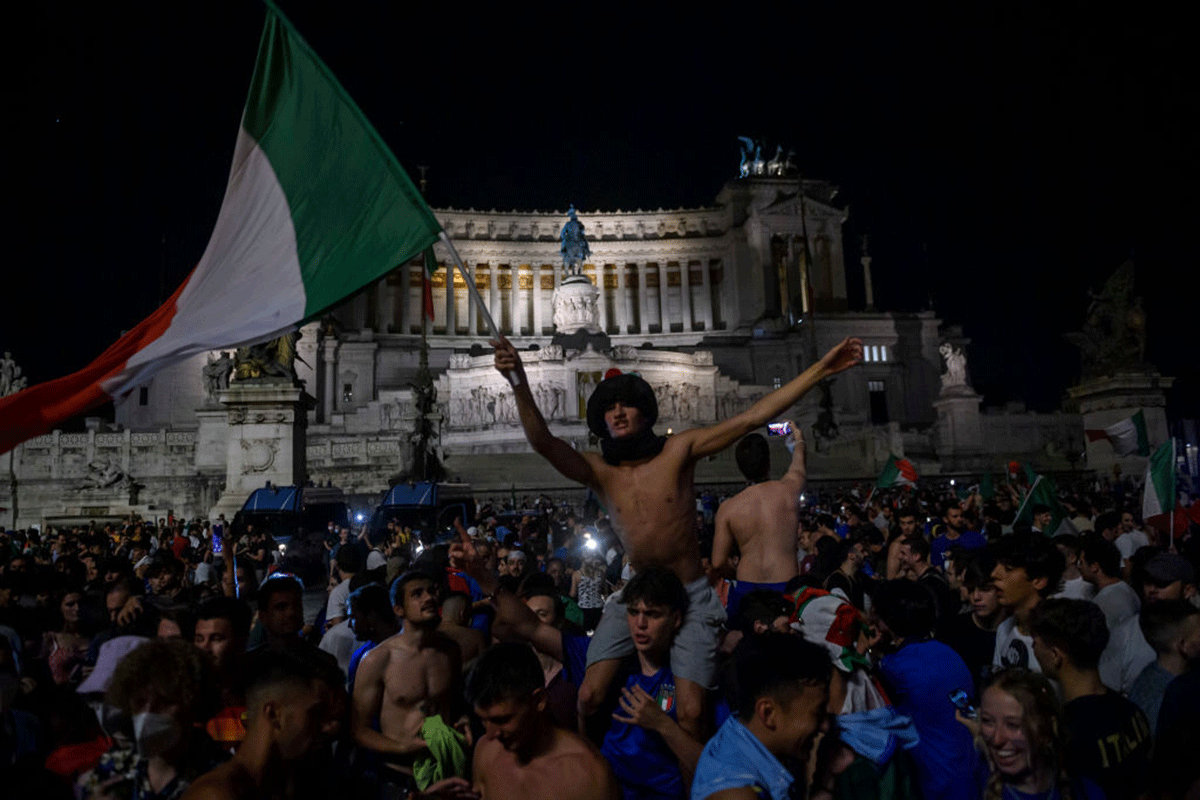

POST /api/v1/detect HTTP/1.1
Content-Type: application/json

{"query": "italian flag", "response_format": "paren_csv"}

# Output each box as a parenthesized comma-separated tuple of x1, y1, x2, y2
(1016, 473, 1076, 537)
(875, 454, 918, 488)
(1142, 441, 1179, 533)
(1085, 410, 1151, 457)
(0, 3, 441, 455)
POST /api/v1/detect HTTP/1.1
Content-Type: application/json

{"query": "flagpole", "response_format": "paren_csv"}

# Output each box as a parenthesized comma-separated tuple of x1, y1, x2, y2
(1169, 438, 1176, 550)
(1013, 475, 1042, 522)
(438, 232, 520, 388)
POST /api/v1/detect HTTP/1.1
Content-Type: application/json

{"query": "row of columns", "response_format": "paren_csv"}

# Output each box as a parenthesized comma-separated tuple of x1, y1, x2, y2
(386, 261, 716, 336)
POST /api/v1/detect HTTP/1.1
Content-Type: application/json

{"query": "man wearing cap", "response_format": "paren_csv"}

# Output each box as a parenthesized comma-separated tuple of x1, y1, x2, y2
(1099, 552, 1196, 693)
(492, 334, 863, 739)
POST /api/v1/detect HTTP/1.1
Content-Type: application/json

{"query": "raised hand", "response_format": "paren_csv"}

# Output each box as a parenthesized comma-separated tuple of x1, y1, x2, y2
(490, 336, 527, 385)
(818, 337, 864, 375)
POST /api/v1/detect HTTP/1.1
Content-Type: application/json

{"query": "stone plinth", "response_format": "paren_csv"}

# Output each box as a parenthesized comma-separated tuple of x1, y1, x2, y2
(1068, 372, 1173, 474)
(933, 386, 985, 470)
(208, 382, 315, 521)
(552, 276, 601, 334)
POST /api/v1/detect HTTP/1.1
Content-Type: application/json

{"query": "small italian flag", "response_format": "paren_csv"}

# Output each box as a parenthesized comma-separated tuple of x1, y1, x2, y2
(1085, 410, 1151, 457)
(0, 3, 442, 454)
(875, 454, 918, 488)
(1142, 441, 1178, 531)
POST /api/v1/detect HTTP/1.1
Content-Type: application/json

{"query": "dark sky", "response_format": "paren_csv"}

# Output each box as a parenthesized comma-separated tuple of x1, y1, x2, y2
(7, 1, 1196, 421)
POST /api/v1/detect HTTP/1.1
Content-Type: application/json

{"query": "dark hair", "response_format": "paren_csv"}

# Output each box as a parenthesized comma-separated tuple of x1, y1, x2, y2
(872, 579, 937, 639)
(335, 545, 365, 575)
(256, 574, 304, 612)
(735, 589, 791, 633)
(465, 642, 545, 708)
(620, 567, 688, 614)
(389, 570, 435, 608)
(941, 500, 961, 518)
(1094, 511, 1120, 535)
(1080, 535, 1121, 578)
(816, 514, 837, 532)
(242, 646, 342, 714)
(349, 583, 394, 620)
(157, 605, 197, 641)
(851, 525, 884, 547)
(1052, 533, 1082, 556)
(1029, 598, 1109, 669)
(961, 550, 998, 591)
(1031, 504, 1052, 517)
(897, 506, 918, 521)
(734, 633, 831, 719)
(902, 534, 931, 561)
(993, 533, 1065, 597)
(196, 596, 253, 639)
(734, 433, 771, 482)
(1138, 599, 1200, 655)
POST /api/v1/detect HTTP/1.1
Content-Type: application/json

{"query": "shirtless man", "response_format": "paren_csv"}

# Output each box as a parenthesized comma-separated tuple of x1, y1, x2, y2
(468, 641, 619, 800)
(439, 591, 488, 669)
(352, 571, 470, 792)
(711, 421, 806, 623)
(491, 335, 862, 738)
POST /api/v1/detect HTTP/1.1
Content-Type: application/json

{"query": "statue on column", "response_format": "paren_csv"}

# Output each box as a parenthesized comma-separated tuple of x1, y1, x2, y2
(559, 205, 591, 279)
(0, 351, 28, 397)
(1066, 260, 1147, 378)
(202, 352, 235, 400)
(938, 342, 969, 389)
(232, 330, 302, 382)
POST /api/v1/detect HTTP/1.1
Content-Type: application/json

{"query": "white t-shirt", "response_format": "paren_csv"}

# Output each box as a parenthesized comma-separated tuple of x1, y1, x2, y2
(366, 549, 387, 571)
(1115, 530, 1150, 563)
(326, 578, 351, 621)
(1093, 581, 1140, 631)
(318, 619, 358, 676)
(1098, 613, 1156, 694)
(993, 616, 1042, 672)
(1055, 576, 1097, 601)
(193, 562, 215, 586)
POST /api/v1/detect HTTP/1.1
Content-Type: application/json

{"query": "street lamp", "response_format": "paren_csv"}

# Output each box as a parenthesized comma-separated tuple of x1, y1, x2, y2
(1, 350, 29, 530)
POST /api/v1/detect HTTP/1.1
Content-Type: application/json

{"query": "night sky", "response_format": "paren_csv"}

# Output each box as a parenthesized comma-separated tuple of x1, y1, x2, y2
(7, 1, 1196, 424)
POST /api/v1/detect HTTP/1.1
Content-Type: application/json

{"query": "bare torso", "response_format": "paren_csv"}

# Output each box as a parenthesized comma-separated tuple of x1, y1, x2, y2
(369, 631, 461, 764)
(475, 728, 618, 800)
(717, 481, 801, 584)
(587, 437, 703, 583)
(438, 621, 487, 667)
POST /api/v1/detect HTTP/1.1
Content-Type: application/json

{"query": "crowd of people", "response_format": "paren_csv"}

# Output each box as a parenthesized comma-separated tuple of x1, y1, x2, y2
(0, 334, 1196, 800)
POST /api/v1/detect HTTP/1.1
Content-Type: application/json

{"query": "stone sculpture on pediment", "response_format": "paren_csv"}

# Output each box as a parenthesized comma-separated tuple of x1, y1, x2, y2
(938, 343, 969, 389)
(766, 145, 785, 176)
(77, 459, 127, 490)
(541, 344, 564, 361)
(202, 351, 235, 401)
(449, 354, 472, 369)
(1066, 260, 1147, 378)
(612, 345, 639, 362)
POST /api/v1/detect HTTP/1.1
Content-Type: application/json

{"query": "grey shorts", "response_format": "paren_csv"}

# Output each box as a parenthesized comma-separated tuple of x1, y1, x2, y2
(585, 575, 726, 689)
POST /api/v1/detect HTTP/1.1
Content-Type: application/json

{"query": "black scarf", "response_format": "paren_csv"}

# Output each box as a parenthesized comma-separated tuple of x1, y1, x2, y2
(600, 428, 667, 466)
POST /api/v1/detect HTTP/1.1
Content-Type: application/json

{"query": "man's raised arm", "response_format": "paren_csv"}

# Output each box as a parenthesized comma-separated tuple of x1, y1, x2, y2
(492, 336, 598, 488)
(781, 423, 807, 488)
(682, 338, 862, 460)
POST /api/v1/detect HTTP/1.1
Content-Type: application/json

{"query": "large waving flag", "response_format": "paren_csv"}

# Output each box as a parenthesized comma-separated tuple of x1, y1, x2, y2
(0, 3, 441, 454)
(875, 454, 918, 488)
(1142, 441, 1181, 538)
(1085, 410, 1151, 457)
(1015, 472, 1076, 537)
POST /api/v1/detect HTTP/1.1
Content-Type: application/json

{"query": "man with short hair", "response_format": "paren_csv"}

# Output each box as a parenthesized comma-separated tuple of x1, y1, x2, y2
(1030, 598, 1152, 800)
(253, 575, 308, 651)
(691, 633, 832, 800)
(352, 571, 469, 794)
(712, 423, 807, 623)
(468, 642, 619, 800)
(1078, 535, 1140, 630)
(990, 533, 1065, 671)
(345, 582, 399, 692)
(898, 535, 957, 623)
(1128, 600, 1200, 730)
(1115, 510, 1149, 566)
(938, 551, 1004, 692)
(928, 501, 986, 569)
(195, 596, 254, 748)
(1029, 503, 1053, 535)
(493, 334, 862, 740)
(181, 648, 342, 800)
(1052, 533, 1095, 601)
(326, 545, 365, 630)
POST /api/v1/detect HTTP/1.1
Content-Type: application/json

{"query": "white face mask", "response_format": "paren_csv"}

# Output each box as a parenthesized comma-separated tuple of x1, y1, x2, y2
(131, 711, 182, 758)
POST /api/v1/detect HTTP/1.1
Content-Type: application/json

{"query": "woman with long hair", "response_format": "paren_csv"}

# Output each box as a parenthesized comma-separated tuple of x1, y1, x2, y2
(975, 668, 1104, 800)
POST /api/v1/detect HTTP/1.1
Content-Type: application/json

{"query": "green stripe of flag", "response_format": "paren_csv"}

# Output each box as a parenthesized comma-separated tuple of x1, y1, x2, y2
(243, 2, 442, 317)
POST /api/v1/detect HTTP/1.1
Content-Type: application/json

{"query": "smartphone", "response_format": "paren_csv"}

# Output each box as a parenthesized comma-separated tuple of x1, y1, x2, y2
(767, 422, 792, 436)
(211, 528, 223, 556)
(948, 688, 977, 720)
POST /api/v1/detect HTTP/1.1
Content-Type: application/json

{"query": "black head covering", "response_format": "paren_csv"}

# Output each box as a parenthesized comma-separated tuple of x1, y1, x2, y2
(586, 373, 658, 440)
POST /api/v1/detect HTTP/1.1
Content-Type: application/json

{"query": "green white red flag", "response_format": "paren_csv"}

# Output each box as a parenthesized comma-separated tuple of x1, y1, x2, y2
(0, 3, 441, 454)
(1142, 441, 1178, 535)
(875, 454, 918, 488)
(1085, 410, 1151, 457)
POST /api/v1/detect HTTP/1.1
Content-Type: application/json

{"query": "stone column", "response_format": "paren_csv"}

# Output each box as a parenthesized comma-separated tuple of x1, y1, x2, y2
(375, 277, 391, 333)
(637, 263, 650, 333)
(467, 263, 478, 335)
(594, 265, 607, 333)
(861, 253, 875, 311)
(321, 337, 337, 423)
(657, 262, 670, 333)
(507, 264, 519, 335)
(532, 265, 544, 335)
(679, 259, 693, 331)
(488, 263, 500, 334)
(699, 259, 713, 331)
(615, 262, 627, 333)
(397, 265, 410, 334)
(445, 263, 456, 334)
